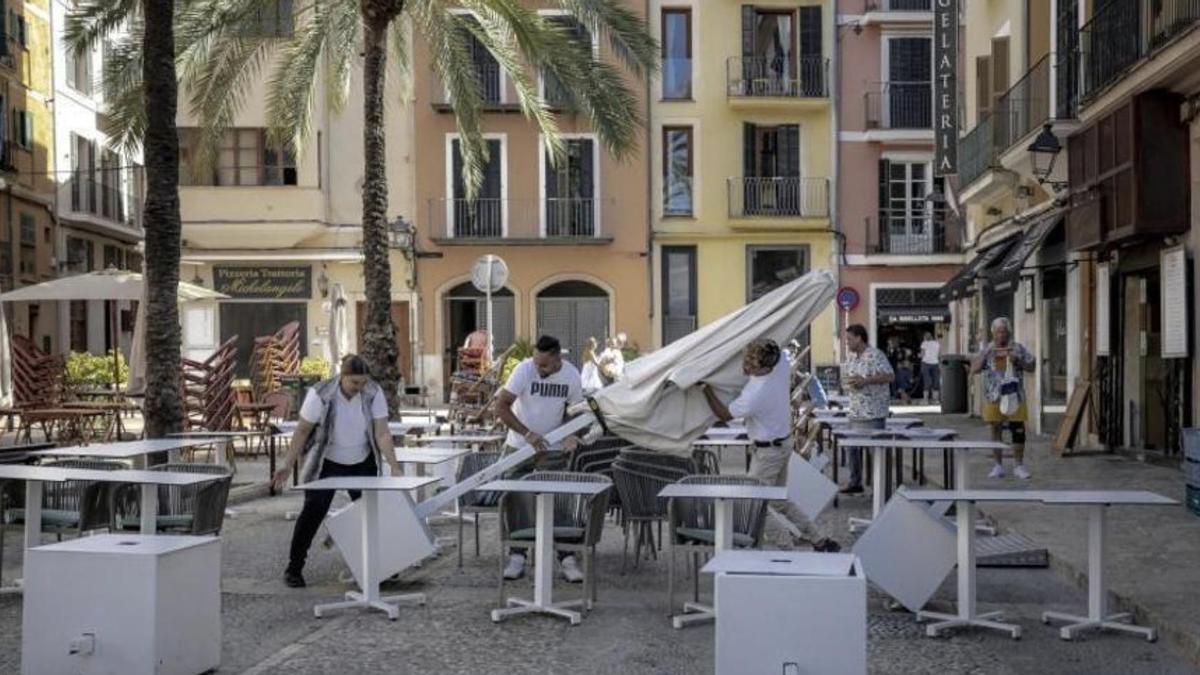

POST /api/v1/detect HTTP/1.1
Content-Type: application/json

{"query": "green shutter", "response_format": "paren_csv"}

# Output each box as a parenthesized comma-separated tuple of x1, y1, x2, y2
(22, 110, 31, 148)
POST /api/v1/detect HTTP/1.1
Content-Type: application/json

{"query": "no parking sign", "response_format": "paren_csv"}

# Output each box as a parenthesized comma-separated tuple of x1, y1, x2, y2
(836, 287, 860, 312)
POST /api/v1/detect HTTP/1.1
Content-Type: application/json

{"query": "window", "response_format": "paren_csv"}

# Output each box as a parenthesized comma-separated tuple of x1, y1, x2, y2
(12, 108, 31, 149)
(179, 129, 297, 186)
(738, 123, 807, 217)
(100, 149, 124, 221)
(244, 0, 294, 37)
(71, 134, 97, 213)
(66, 236, 94, 274)
(18, 212, 35, 277)
(70, 301, 87, 352)
(662, 126, 693, 216)
(66, 43, 94, 96)
(543, 137, 597, 237)
(448, 137, 504, 237)
(541, 14, 592, 107)
(103, 244, 124, 271)
(662, 246, 697, 344)
(884, 37, 931, 128)
(128, 164, 144, 226)
(661, 9, 691, 99)
(458, 15, 501, 104)
(6, 9, 26, 49)
(747, 245, 808, 301)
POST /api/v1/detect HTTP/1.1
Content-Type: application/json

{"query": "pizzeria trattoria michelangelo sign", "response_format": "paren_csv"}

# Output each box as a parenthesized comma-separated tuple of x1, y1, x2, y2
(213, 266, 312, 300)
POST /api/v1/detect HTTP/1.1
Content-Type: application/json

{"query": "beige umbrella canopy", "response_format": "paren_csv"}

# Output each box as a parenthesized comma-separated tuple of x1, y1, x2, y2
(327, 283, 351, 373)
(0, 269, 226, 394)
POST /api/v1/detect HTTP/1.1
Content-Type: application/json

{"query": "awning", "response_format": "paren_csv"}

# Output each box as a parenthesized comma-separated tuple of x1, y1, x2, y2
(985, 209, 1066, 291)
(938, 234, 1021, 301)
(878, 306, 952, 324)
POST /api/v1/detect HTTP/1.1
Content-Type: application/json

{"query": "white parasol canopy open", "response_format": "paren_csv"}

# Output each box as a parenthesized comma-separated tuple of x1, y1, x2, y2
(587, 269, 836, 452)
(327, 283, 351, 371)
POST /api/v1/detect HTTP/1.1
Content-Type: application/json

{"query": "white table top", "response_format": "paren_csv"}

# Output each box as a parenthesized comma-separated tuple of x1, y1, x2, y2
(0, 464, 222, 486)
(692, 438, 755, 447)
(295, 476, 440, 492)
(659, 483, 788, 501)
(832, 427, 958, 439)
(414, 434, 505, 444)
(273, 421, 444, 436)
(836, 438, 1008, 451)
(477, 480, 612, 496)
(393, 449, 470, 464)
(31, 437, 232, 459)
(903, 489, 1178, 506)
(702, 427, 749, 438)
(169, 430, 279, 438)
(817, 417, 923, 427)
(702, 550, 858, 577)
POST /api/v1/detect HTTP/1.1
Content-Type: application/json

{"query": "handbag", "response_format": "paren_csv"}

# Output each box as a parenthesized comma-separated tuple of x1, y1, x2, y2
(998, 354, 1021, 415)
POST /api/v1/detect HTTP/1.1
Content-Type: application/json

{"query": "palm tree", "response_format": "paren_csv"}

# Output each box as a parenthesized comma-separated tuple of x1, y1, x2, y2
(69, 0, 657, 415)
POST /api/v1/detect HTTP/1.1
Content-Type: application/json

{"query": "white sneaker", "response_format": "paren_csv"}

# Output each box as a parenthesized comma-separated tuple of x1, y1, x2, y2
(503, 554, 526, 580)
(987, 464, 1005, 479)
(560, 555, 585, 584)
(1014, 465, 1031, 480)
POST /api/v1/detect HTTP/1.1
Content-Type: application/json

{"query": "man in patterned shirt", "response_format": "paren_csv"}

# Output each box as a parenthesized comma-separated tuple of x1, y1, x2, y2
(839, 324, 895, 494)
(971, 316, 1036, 480)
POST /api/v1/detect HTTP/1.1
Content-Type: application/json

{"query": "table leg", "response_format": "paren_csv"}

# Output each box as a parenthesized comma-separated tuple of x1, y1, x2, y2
(314, 491, 426, 620)
(139, 484, 158, 534)
(849, 447, 884, 532)
(672, 499, 729, 629)
(917, 499, 1020, 639)
(1042, 505, 1156, 641)
(492, 492, 584, 625)
(2, 480, 44, 594)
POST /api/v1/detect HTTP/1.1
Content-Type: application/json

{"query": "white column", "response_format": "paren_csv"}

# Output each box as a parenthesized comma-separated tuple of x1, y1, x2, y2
(361, 491, 380, 602)
(533, 492, 555, 607)
(1088, 505, 1107, 620)
(957, 499, 976, 619)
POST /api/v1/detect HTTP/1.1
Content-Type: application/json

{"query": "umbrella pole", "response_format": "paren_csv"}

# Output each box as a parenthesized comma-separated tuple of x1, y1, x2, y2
(110, 301, 122, 395)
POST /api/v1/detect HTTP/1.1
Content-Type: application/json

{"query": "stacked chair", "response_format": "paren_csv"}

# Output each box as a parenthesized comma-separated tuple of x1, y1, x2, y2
(181, 336, 239, 435)
(250, 322, 301, 401)
(611, 449, 698, 572)
(113, 464, 233, 535)
(3, 458, 125, 539)
(11, 336, 65, 409)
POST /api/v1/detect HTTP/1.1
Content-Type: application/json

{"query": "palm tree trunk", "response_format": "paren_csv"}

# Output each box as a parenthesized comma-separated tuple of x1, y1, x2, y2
(140, 0, 185, 438)
(359, 9, 401, 416)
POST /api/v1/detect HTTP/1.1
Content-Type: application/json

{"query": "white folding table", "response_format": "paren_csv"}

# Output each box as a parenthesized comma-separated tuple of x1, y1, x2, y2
(903, 488, 1177, 641)
(32, 437, 231, 468)
(413, 434, 505, 449)
(0, 465, 222, 593)
(691, 438, 756, 472)
(658, 482, 788, 629)
(480, 479, 613, 626)
(836, 439, 1008, 532)
(293, 475, 439, 620)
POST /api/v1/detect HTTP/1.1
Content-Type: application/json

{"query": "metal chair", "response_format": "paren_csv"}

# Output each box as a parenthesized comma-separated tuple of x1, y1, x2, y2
(611, 460, 686, 572)
(667, 474, 769, 615)
(498, 471, 612, 609)
(691, 449, 721, 475)
(114, 464, 232, 535)
(456, 450, 503, 568)
(3, 459, 125, 540)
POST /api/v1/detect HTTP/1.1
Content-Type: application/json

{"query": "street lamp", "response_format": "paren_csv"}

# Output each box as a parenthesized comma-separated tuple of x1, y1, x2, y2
(389, 216, 415, 253)
(1027, 122, 1065, 189)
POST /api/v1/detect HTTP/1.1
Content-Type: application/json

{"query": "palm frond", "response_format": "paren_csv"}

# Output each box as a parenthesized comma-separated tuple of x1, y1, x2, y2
(64, 0, 139, 55)
(556, 0, 659, 79)
(323, 0, 360, 117)
(98, 27, 147, 155)
(390, 18, 413, 104)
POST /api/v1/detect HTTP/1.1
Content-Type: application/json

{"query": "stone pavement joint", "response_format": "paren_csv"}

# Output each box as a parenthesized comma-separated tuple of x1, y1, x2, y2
(239, 614, 353, 675)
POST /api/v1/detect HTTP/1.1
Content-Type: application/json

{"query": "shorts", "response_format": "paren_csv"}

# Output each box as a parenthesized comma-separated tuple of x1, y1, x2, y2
(983, 400, 1027, 424)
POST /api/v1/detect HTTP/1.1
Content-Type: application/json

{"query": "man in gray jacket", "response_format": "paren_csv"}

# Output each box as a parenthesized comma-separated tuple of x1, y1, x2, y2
(273, 355, 401, 588)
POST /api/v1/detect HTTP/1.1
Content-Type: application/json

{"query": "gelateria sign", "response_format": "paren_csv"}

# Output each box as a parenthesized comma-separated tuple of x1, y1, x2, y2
(213, 266, 312, 300)
(934, 0, 958, 175)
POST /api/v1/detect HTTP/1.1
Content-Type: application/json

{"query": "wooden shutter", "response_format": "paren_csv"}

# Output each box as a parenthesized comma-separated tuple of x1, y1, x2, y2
(451, 139, 465, 199)
(544, 144, 559, 200)
(990, 37, 1009, 105)
(975, 55, 991, 121)
(741, 6, 756, 56)
(779, 125, 800, 177)
(578, 139, 594, 198)
(483, 139, 502, 199)
(877, 158, 891, 246)
(743, 122, 757, 177)
(799, 6, 823, 95)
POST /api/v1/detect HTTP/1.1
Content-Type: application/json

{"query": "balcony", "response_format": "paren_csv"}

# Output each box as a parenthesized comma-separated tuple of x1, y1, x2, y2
(67, 176, 141, 231)
(864, 81, 933, 131)
(727, 177, 830, 221)
(1073, 0, 1200, 106)
(430, 61, 520, 113)
(860, 0, 934, 24)
(861, 209, 962, 255)
(427, 197, 615, 244)
(726, 56, 829, 110)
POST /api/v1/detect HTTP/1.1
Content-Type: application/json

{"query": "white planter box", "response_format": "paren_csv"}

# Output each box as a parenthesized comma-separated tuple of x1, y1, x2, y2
(706, 551, 867, 675)
(22, 534, 221, 675)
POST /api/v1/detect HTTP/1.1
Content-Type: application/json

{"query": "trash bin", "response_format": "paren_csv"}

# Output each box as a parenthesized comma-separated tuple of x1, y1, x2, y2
(939, 355, 971, 414)
(1184, 428, 1200, 517)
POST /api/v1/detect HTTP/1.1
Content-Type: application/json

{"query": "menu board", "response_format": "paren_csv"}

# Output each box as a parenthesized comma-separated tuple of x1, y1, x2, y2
(1161, 246, 1189, 359)
(1095, 263, 1110, 356)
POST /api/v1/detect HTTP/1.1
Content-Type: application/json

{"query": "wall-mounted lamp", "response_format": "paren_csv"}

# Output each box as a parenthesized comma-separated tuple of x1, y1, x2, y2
(1028, 122, 1067, 191)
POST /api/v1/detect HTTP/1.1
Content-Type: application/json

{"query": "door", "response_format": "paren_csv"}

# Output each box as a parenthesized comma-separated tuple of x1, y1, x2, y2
(742, 123, 801, 216)
(1041, 269, 1069, 408)
(887, 37, 932, 128)
(742, 8, 796, 96)
(451, 139, 503, 237)
(218, 302, 308, 378)
(356, 301, 412, 381)
(662, 246, 697, 345)
(879, 160, 934, 253)
(537, 298, 610, 368)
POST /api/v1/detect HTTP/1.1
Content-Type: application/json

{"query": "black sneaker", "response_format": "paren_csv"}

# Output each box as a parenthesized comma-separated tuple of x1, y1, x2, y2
(839, 485, 864, 495)
(284, 570, 306, 588)
(814, 539, 842, 553)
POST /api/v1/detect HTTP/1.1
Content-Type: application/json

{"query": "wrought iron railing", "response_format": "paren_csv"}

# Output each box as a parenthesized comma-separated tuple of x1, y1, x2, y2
(957, 114, 1000, 188)
(544, 198, 597, 237)
(864, 0, 932, 10)
(994, 55, 1051, 150)
(430, 197, 606, 239)
(726, 56, 828, 98)
(864, 81, 932, 129)
(864, 209, 960, 254)
(70, 176, 128, 224)
(1073, 0, 1200, 103)
(727, 177, 830, 218)
(432, 60, 504, 107)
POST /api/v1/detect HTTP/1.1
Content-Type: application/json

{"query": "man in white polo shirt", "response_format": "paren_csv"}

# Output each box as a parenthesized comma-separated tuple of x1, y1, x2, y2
(494, 335, 586, 582)
(699, 339, 840, 552)
(272, 355, 401, 588)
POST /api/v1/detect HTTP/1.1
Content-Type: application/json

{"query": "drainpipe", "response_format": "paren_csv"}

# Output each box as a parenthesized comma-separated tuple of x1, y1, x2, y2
(831, 7, 843, 361)
(645, 0, 654, 348)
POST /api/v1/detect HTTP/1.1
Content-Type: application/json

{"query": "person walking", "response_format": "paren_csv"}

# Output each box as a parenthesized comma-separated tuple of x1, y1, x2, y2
(598, 334, 627, 384)
(493, 335, 586, 582)
(839, 325, 895, 494)
(698, 339, 840, 552)
(272, 355, 402, 588)
(579, 337, 604, 394)
(972, 317, 1036, 480)
(919, 332, 942, 403)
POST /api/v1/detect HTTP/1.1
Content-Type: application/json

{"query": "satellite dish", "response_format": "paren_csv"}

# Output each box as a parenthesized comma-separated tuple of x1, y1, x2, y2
(471, 255, 509, 294)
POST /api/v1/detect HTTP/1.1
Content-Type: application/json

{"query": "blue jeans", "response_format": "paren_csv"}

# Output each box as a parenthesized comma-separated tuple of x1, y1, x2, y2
(847, 418, 886, 487)
(921, 363, 940, 395)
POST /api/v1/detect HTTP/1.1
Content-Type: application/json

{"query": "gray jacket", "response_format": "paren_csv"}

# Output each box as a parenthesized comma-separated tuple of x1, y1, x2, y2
(298, 377, 384, 483)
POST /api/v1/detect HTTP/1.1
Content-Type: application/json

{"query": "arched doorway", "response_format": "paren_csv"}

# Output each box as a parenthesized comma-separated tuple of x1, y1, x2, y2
(443, 281, 515, 375)
(535, 280, 609, 367)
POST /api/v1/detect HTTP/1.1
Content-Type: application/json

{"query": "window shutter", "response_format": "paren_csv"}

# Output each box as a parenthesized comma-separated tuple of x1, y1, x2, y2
(975, 55, 991, 121)
(579, 140, 594, 199)
(0, 9, 7, 58)
(990, 37, 1009, 99)
(799, 6, 823, 95)
(451, 139, 465, 199)
(16, 15, 24, 47)
(66, 49, 76, 89)
(544, 144, 559, 200)
(741, 6, 756, 57)
(483, 139, 502, 199)
(779, 125, 800, 177)
(743, 122, 757, 177)
(877, 158, 891, 245)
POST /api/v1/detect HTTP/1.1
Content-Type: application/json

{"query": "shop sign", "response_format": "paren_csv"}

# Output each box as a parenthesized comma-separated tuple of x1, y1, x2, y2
(934, 0, 959, 175)
(1161, 246, 1189, 358)
(213, 266, 312, 300)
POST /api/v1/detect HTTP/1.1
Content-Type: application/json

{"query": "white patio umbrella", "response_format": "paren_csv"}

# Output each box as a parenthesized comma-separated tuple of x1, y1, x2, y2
(0, 269, 227, 394)
(327, 283, 351, 373)
(587, 269, 836, 453)
(0, 303, 12, 407)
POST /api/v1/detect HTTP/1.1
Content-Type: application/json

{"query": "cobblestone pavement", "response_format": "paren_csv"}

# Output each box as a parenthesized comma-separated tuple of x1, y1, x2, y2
(0, 437, 1196, 674)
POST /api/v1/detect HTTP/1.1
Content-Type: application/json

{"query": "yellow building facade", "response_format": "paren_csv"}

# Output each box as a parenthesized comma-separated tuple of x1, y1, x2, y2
(649, 0, 838, 364)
